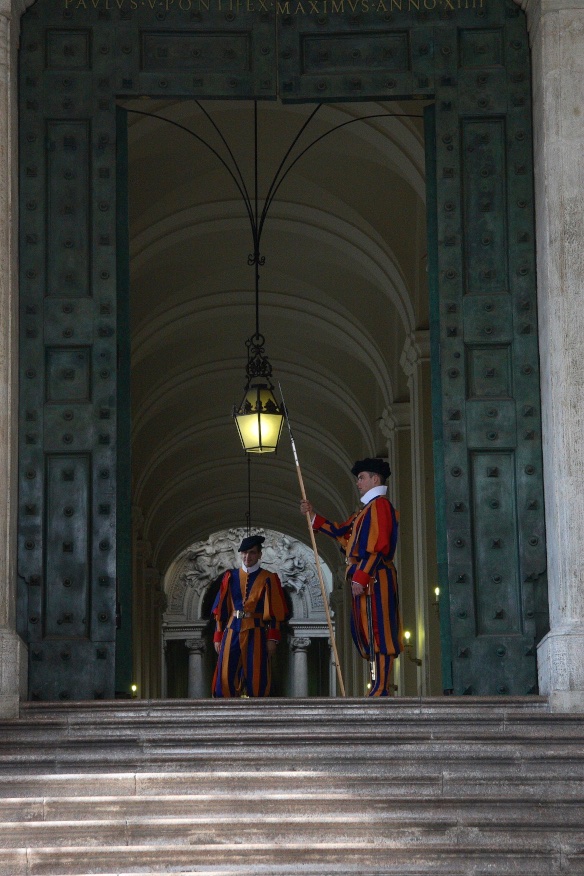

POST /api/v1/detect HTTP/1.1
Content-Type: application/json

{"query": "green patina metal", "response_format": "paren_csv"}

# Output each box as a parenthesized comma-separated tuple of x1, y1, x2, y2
(18, 0, 546, 699)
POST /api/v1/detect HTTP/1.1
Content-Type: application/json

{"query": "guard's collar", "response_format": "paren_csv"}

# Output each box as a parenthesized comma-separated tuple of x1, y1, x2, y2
(242, 561, 261, 574)
(360, 485, 388, 505)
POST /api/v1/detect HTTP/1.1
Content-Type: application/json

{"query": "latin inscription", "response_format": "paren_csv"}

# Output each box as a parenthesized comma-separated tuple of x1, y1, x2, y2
(64, 0, 485, 13)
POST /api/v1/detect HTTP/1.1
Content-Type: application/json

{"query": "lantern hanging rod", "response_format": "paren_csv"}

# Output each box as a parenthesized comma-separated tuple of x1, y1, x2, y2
(126, 102, 424, 270)
(245, 454, 252, 536)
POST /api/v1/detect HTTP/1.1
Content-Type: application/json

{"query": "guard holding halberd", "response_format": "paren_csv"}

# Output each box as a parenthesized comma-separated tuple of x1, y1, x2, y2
(300, 458, 403, 696)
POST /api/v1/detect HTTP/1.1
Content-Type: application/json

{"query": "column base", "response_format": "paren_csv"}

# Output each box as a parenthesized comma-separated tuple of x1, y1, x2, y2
(537, 625, 584, 713)
(0, 628, 27, 718)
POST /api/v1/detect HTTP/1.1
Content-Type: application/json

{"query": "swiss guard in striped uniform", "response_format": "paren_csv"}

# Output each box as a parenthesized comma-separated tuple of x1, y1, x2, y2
(300, 458, 402, 696)
(212, 535, 289, 698)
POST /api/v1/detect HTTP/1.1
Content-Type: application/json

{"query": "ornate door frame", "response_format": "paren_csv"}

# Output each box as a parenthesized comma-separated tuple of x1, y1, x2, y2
(16, 0, 546, 699)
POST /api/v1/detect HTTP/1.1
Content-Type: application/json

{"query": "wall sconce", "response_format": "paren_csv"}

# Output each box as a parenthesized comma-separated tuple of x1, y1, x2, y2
(131, 683, 138, 698)
(432, 586, 440, 614)
(403, 630, 422, 666)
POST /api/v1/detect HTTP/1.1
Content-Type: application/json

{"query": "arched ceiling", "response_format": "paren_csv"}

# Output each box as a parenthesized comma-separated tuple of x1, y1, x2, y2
(125, 98, 428, 572)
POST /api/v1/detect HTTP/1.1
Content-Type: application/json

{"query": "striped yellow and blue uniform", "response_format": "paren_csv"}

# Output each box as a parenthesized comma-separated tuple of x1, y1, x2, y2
(212, 567, 288, 698)
(313, 496, 402, 696)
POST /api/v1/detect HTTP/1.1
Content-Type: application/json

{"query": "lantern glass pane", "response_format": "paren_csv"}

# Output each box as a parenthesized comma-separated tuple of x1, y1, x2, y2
(235, 410, 283, 453)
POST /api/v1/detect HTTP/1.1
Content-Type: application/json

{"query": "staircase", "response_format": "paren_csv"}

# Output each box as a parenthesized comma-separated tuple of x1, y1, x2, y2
(0, 698, 583, 875)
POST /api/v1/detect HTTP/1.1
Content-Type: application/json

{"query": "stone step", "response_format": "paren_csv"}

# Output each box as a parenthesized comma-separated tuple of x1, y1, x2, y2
(1, 699, 582, 876)
(1, 701, 583, 776)
(1, 793, 582, 823)
(0, 768, 583, 800)
(3, 813, 583, 848)
(0, 842, 582, 876)
(2, 700, 581, 752)
(11, 697, 574, 742)
(19, 696, 553, 719)
(1, 736, 582, 760)
(0, 743, 584, 780)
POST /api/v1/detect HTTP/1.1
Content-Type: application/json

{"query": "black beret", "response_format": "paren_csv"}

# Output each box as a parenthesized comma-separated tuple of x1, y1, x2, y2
(238, 535, 265, 552)
(351, 457, 391, 480)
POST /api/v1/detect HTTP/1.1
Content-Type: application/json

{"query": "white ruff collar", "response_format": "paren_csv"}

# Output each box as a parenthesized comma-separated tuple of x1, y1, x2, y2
(360, 485, 388, 505)
(241, 561, 261, 574)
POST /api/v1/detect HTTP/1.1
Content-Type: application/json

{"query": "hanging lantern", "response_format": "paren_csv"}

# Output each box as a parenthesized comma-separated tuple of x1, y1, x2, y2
(233, 333, 284, 453)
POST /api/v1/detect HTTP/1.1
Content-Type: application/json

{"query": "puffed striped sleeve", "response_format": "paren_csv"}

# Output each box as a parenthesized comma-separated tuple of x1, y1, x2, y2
(351, 499, 398, 587)
(264, 573, 289, 642)
(313, 513, 356, 550)
(212, 571, 232, 643)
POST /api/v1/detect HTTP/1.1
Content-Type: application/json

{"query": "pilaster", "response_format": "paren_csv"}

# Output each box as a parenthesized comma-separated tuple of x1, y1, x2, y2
(379, 402, 410, 510)
(400, 331, 440, 696)
(145, 566, 162, 698)
(0, 0, 30, 718)
(518, 0, 584, 710)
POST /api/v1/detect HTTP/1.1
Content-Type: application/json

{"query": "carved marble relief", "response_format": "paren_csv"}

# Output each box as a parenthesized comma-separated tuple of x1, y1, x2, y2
(163, 527, 332, 626)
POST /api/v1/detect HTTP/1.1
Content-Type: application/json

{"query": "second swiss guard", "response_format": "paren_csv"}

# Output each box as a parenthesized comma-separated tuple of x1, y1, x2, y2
(211, 534, 289, 697)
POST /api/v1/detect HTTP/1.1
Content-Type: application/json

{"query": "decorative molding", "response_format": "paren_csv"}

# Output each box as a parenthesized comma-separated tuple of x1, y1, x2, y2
(163, 622, 207, 639)
(132, 505, 145, 535)
(153, 587, 167, 612)
(288, 621, 330, 637)
(515, 0, 584, 46)
(136, 539, 152, 563)
(400, 330, 431, 379)
(379, 403, 411, 439)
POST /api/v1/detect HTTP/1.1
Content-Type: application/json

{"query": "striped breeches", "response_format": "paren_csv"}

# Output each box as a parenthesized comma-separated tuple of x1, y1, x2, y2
(350, 564, 402, 696)
(368, 653, 395, 697)
(212, 626, 271, 698)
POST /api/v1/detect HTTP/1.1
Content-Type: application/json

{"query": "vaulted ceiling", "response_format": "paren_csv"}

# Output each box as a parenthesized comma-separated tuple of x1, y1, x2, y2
(126, 98, 428, 573)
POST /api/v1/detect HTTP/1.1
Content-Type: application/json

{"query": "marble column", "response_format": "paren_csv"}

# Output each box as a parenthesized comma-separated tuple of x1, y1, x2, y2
(185, 639, 207, 699)
(519, 0, 584, 711)
(131, 508, 145, 697)
(134, 539, 151, 697)
(160, 640, 168, 699)
(290, 637, 310, 697)
(0, 0, 27, 718)
(327, 638, 336, 697)
(400, 331, 440, 696)
(145, 566, 162, 698)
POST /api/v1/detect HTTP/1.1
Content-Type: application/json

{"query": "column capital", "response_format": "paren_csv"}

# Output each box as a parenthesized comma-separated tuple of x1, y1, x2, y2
(515, 0, 584, 44)
(290, 636, 311, 652)
(400, 330, 431, 379)
(145, 566, 161, 588)
(185, 639, 207, 655)
(379, 403, 411, 439)
(0, 0, 33, 36)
